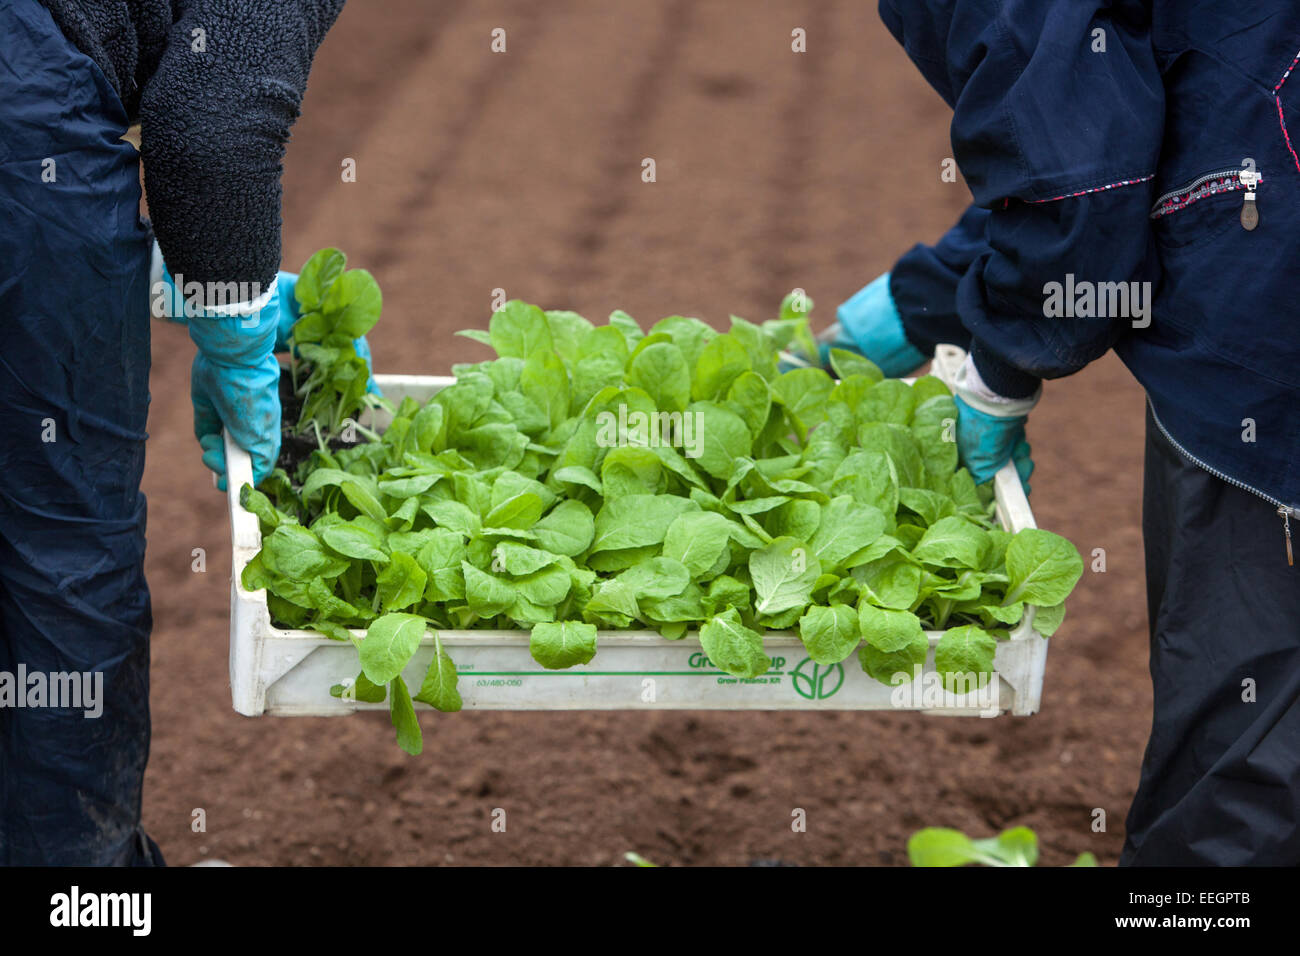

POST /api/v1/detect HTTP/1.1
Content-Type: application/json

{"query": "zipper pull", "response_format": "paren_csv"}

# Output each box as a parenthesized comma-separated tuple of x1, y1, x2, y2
(1240, 169, 1260, 230)
(1280, 506, 1295, 567)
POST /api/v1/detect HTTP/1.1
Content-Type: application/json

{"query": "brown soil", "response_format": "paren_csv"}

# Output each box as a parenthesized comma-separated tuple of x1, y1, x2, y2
(140, 0, 1152, 866)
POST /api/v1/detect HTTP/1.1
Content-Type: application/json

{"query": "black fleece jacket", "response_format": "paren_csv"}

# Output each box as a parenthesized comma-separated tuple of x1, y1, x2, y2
(40, 0, 345, 288)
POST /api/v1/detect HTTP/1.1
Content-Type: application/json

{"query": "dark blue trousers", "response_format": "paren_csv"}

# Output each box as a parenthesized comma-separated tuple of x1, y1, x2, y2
(0, 0, 161, 865)
(1122, 404, 1300, 864)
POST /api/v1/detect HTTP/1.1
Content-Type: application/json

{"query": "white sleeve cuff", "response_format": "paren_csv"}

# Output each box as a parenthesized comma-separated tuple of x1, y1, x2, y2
(953, 354, 1041, 417)
(148, 239, 275, 320)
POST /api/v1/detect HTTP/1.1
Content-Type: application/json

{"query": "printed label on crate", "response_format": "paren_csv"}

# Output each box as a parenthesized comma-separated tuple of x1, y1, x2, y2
(415, 645, 1003, 713)
(268, 639, 1009, 715)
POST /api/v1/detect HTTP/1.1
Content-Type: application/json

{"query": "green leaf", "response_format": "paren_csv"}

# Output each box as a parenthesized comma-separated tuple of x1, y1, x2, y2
(641, 582, 707, 623)
(414, 639, 462, 712)
(378, 473, 441, 499)
(615, 557, 692, 602)
(422, 499, 482, 536)
(388, 677, 422, 755)
(591, 494, 697, 553)
(323, 269, 383, 339)
(454, 328, 493, 348)
(855, 557, 922, 610)
(692, 334, 750, 400)
(1030, 602, 1066, 637)
(898, 487, 956, 527)
(240, 483, 288, 530)
(933, 625, 997, 692)
(627, 341, 691, 413)
(543, 309, 594, 365)
(912, 394, 960, 478)
(376, 551, 428, 611)
(857, 422, 924, 488)
(858, 602, 925, 653)
(529, 621, 598, 670)
(521, 348, 571, 431)
(768, 499, 821, 542)
(662, 512, 734, 578)
(484, 492, 545, 530)
(489, 540, 559, 575)
(462, 562, 516, 618)
(771, 367, 835, 435)
(262, 524, 350, 580)
(649, 315, 716, 370)
(573, 326, 630, 408)
(832, 451, 898, 518)
(828, 348, 883, 384)
(339, 479, 389, 524)
(329, 671, 387, 702)
(312, 620, 359, 643)
(1004, 529, 1084, 606)
(360, 613, 427, 685)
(749, 537, 822, 615)
(687, 401, 752, 480)
(585, 578, 640, 622)
(907, 828, 979, 867)
(856, 377, 916, 426)
(809, 496, 886, 569)
(601, 445, 663, 498)
(295, 247, 346, 314)
(512, 563, 572, 608)
(319, 519, 389, 562)
(699, 608, 771, 679)
(911, 516, 991, 570)
(532, 499, 596, 556)
(489, 300, 553, 359)
(798, 604, 861, 665)
(608, 309, 644, 351)
(909, 374, 951, 404)
(858, 628, 928, 685)
(725, 371, 772, 436)
(989, 826, 1039, 866)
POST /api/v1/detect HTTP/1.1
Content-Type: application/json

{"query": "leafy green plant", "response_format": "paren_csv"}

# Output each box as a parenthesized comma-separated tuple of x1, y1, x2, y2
(286, 248, 388, 438)
(908, 825, 1098, 867)
(241, 275, 1084, 754)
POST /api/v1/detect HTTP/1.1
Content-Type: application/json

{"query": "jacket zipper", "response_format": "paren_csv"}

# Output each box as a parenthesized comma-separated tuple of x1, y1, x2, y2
(1239, 168, 1260, 230)
(1148, 399, 1296, 565)
(1150, 167, 1261, 229)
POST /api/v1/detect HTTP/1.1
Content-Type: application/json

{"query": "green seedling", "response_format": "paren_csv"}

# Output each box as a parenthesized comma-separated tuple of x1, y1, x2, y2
(242, 271, 1084, 754)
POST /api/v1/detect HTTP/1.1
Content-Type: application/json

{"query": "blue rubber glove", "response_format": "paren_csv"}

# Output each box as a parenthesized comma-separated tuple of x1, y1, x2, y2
(824, 272, 927, 377)
(952, 356, 1038, 496)
(274, 271, 380, 395)
(168, 270, 282, 491)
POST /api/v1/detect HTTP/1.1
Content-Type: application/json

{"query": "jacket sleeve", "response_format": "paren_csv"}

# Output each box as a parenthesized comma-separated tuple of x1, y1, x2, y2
(879, 0, 1164, 398)
(138, 0, 345, 291)
(890, 204, 988, 356)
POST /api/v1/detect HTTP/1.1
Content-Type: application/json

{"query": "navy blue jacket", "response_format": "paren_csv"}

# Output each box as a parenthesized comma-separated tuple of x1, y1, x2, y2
(882, 0, 1300, 514)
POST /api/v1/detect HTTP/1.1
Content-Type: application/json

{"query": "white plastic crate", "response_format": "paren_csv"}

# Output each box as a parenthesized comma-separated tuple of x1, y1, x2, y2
(224, 346, 1045, 718)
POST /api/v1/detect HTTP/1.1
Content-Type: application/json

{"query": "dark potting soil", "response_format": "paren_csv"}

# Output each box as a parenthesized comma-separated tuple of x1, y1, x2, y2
(276, 363, 367, 475)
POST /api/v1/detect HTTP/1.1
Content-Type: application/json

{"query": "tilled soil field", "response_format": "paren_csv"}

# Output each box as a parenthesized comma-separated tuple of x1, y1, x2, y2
(140, 0, 1152, 866)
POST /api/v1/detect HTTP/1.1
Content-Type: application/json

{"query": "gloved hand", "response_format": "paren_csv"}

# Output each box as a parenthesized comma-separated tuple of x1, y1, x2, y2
(952, 355, 1038, 495)
(274, 271, 379, 395)
(822, 272, 927, 378)
(152, 247, 282, 490)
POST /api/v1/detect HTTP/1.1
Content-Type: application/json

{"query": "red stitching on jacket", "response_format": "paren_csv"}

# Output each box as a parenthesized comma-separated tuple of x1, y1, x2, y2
(1025, 174, 1155, 205)
(1277, 94, 1300, 176)
(1149, 174, 1248, 219)
(1275, 47, 1300, 93)
(1275, 48, 1300, 175)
